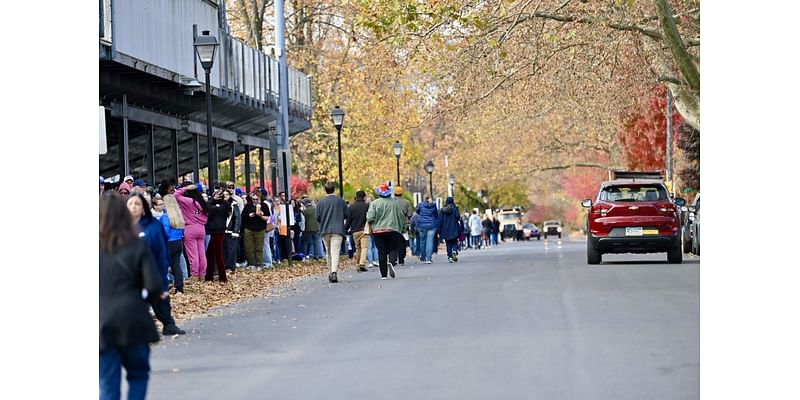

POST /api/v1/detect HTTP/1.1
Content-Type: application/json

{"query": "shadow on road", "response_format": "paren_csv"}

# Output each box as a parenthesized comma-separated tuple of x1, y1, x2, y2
(600, 258, 700, 266)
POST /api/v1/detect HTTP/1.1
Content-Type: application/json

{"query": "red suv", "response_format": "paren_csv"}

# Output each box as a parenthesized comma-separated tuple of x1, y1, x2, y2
(581, 172, 686, 264)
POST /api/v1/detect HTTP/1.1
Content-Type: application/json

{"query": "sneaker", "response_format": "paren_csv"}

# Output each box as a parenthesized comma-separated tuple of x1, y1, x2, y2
(448, 257, 453, 263)
(453, 255, 458, 262)
(389, 264, 396, 279)
(329, 272, 338, 283)
(425, 260, 433, 264)
(357, 266, 368, 272)
(162, 325, 186, 335)
(381, 277, 387, 280)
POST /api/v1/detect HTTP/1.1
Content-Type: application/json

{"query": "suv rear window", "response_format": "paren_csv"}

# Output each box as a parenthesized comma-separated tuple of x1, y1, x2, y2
(600, 184, 668, 202)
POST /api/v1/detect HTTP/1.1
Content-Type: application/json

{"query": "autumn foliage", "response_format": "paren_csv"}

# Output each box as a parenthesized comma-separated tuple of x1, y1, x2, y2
(617, 85, 684, 171)
(259, 176, 311, 199)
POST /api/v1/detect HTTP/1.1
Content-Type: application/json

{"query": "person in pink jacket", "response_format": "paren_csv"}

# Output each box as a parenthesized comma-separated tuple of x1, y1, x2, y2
(174, 183, 209, 280)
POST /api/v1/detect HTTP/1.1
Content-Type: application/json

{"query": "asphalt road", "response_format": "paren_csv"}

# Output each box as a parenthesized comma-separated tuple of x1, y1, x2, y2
(147, 238, 699, 400)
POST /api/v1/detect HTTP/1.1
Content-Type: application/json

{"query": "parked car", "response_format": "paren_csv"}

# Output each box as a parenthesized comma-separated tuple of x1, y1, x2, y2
(522, 223, 541, 240)
(581, 171, 686, 264)
(543, 220, 563, 239)
(690, 193, 700, 255)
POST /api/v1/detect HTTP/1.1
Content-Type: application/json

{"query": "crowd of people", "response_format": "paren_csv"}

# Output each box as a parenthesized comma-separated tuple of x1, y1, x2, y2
(99, 173, 509, 399)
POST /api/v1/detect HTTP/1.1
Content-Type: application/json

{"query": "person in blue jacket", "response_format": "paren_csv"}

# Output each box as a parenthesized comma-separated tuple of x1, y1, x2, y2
(415, 195, 439, 264)
(437, 196, 462, 263)
(127, 193, 186, 336)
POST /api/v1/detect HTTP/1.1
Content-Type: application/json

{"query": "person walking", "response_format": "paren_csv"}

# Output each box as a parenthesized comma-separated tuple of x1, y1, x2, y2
(174, 183, 208, 281)
(302, 198, 323, 260)
(100, 192, 164, 400)
(482, 215, 493, 249)
(491, 215, 496, 246)
(160, 194, 185, 293)
(414, 195, 438, 264)
(346, 190, 370, 272)
(469, 211, 482, 249)
(126, 193, 185, 336)
(367, 182, 407, 280)
(388, 186, 411, 266)
(241, 191, 270, 268)
(437, 197, 462, 263)
(316, 182, 350, 283)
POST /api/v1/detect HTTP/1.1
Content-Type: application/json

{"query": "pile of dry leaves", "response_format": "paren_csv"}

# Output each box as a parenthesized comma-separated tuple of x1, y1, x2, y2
(168, 259, 355, 322)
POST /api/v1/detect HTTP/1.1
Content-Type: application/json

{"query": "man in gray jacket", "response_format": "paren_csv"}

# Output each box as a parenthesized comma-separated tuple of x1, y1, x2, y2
(316, 182, 350, 283)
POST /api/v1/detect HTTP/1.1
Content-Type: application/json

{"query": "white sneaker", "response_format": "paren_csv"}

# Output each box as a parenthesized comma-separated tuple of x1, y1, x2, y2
(381, 277, 387, 280)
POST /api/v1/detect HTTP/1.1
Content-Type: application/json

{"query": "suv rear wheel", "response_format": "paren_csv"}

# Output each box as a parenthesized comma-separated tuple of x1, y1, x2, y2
(587, 239, 601, 264)
(667, 241, 683, 263)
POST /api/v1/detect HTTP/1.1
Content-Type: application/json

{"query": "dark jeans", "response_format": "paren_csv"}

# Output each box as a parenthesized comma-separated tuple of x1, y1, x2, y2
(150, 296, 175, 328)
(292, 226, 302, 254)
(302, 231, 322, 258)
(373, 231, 405, 278)
(388, 238, 407, 265)
(223, 234, 239, 270)
(278, 234, 291, 261)
(205, 233, 227, 282)
(166, 240, 184, 291)
(100, 343, 150, 400)
(445, 239, 459, 258)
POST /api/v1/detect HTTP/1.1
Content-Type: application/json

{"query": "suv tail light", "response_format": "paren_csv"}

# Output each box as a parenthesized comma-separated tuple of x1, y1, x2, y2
(658, 203, 676, 213)
(591, 205, 611, 217)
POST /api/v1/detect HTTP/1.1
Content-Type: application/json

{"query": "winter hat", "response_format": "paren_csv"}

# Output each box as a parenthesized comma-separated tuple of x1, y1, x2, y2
(260, 188, 269, 198)
(394, 186, 404, 196)
(133, 179, 146, 188)
(234, 188, 244, 196)
(375, 182, 393, 197)
(118, 182, 132, 193)
(196, 182, 205, 193)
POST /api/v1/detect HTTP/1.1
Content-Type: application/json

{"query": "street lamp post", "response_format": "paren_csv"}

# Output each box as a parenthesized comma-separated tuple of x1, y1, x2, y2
(393, 141, 402, 186)
(424, 160, 434, 198)
(330, 106, 345, 198)
(194, 30, 219, 189)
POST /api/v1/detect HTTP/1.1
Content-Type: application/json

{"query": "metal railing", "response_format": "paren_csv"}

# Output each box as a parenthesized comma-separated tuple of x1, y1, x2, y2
(218, 30, 312, 117)
(99, 0, 312, 119)
(100, 0, 112, 42)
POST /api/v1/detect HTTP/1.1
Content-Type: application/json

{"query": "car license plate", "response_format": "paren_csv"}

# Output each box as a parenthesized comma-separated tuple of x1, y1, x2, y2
(625, 227, 643, 236)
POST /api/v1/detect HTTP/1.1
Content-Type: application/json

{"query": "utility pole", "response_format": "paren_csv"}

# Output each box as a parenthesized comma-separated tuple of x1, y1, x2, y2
(276, 0, 292, 266)
(666, 87, 674, 195)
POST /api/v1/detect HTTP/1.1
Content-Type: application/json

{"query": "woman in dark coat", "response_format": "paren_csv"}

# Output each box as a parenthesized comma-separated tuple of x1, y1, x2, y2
(436, 197, 462, 263)
(204, 188, 231, 282)
(222, 189, 241, 273)
(100, 192, 163, 400)
(127, 193, 186, 336)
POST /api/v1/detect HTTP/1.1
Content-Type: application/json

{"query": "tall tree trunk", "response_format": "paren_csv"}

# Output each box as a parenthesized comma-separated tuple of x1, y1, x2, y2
(654, 0, 699, 129)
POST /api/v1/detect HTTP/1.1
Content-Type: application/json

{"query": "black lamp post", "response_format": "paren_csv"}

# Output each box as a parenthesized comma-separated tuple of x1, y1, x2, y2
(393, 141, 402, 186)
(194, 30, 219, 189)
(424, 160, 434, 198)
(330, 106, 345, 197)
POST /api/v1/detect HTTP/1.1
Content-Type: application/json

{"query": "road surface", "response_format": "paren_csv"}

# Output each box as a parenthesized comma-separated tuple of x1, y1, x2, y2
(148, 238, 699, 400)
